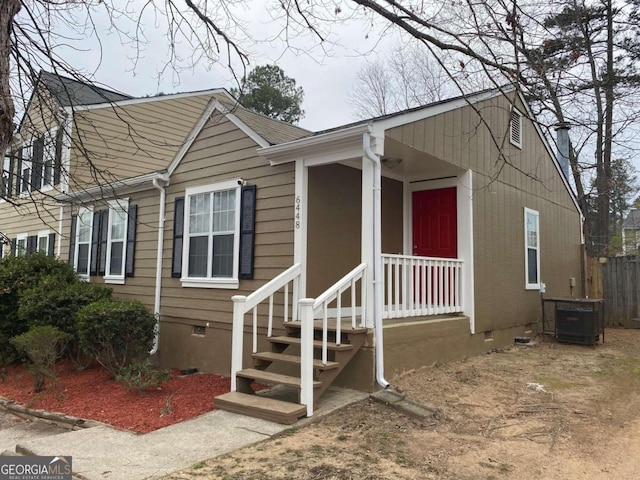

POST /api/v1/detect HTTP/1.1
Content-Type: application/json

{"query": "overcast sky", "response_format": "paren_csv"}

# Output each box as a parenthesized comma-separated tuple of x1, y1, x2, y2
(48, 2, 398, 132)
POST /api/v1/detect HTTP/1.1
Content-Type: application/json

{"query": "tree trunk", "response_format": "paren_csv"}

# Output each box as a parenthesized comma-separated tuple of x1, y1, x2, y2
(0, 0, 21, 166)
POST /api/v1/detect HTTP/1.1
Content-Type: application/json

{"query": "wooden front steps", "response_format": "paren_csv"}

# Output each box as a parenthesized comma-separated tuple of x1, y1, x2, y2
(214, 392, 306, 425)
(215, 320, 368, 425)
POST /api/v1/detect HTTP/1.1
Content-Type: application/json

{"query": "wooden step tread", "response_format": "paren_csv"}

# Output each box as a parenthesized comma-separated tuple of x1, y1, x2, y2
(285, 321, 368, 334)
(268, 336, 354, 351)
(237, 368, 322, 389)
(253, 351, 340, 370)
(214, 392, 306, 425)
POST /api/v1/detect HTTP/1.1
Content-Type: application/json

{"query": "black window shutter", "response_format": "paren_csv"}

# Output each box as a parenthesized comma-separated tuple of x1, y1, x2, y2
(11, 239, 17, 257)
(239, 185, 257, 280)
(98, 209, 109, 276)
(53, 128, 63, 186)
(48, 233, 56, 257)
(90, 211, 101, 276)
(68, 214, 77, 264)
(26, 235, 37, 256)
(31, 136, 44, 191)
(15, 149, 22, 195)
(6, 154, 14, 197)
(125, 204, 137, 277)
(172, 197, 185, 278)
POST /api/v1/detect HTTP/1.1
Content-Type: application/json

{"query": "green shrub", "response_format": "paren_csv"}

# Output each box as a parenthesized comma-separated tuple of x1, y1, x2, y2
(19, 280, 112, 368)
(115, 359, 172, 394)
(0, 254, 78, 361)
(10, 326, 69, 392)
(76, 300, 156, 376)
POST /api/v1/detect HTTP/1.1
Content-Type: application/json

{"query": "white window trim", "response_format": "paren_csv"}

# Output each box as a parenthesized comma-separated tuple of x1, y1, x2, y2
(524, 207, 540, 290)
(74, 207, 93, 279)
(510, 108, 523, 149)
(181, 179, 242, 289)
(19, 143, 32, 198)
(1, 156, 10, 202)
(37, 229, 50, 255)
(15, 233, 28, 257)
(104, 198, 129, 284)
(40, 127, 58, 193)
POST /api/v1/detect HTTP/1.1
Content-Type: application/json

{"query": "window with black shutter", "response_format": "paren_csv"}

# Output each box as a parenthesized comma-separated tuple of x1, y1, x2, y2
(239, 185, 256, 280)
(172, 197, 184, 278)
(178, 179, 254, 289)
(31, 136, 45, 191)
(53, 128, 63, 186)
(125, 204, 137, 277)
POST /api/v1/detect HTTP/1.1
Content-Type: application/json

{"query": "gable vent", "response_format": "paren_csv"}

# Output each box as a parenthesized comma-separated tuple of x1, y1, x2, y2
(510, 109, 523, 148)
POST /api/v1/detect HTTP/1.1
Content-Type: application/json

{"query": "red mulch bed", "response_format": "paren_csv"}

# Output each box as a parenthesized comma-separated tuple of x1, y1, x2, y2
(0, 361, 234, 434)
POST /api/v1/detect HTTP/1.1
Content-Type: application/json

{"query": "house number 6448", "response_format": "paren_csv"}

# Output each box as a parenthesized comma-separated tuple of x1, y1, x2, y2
(295, 195, 301, 229)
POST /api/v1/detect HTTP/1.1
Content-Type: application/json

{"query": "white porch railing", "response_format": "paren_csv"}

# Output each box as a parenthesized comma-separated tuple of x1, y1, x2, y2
(230, 263, 301, 392)
(298, 263, 367, 415)
(382, 254, 463, 318)
(230, 262, 367, 418)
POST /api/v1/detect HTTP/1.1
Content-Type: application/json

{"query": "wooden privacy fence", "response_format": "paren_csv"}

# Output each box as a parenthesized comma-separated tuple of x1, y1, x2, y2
(588, 256, 640, 328)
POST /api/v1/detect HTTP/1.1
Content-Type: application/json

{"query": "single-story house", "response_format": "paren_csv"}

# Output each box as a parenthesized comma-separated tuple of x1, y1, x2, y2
(2, 75, 584, 424)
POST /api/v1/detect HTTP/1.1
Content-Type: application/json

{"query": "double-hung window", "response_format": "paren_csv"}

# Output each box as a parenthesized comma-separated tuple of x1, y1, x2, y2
(20, 144, 33, 195)
(42, 128, 58, 190)
(37, 230, 50, 254)
(181, 180, 241, 289)
(75, 208, 93, 278)
(15, 233, 28, 257)
(105, 200, 128, 283)
(1, 156, 10, 198)
(524, 207, 540, 289)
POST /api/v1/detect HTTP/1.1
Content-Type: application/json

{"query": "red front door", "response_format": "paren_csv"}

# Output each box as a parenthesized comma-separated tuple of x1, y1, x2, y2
(412, 187, 458, 258)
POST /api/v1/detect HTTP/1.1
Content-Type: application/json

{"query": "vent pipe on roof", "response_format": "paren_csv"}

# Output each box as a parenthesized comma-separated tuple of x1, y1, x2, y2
(555, 123, 571, 180)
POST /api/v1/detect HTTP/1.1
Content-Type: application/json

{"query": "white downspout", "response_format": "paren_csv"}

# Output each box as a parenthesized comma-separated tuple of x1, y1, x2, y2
(364, 128, 389, 389)
(150, 173, 169, 355)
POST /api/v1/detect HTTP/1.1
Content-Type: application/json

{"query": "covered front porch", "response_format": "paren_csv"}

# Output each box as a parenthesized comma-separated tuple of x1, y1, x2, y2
(219, 120, 478, 423)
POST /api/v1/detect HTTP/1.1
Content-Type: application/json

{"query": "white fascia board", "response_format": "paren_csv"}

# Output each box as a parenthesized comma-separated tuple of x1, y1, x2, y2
(55, 171, 166, 203)
(166, 99, 269, 176)
(72, 88, 233, 111)
(167, 99, 219, 176)
(517, 91, 582, 216)
(258, 124, 370, 165)
(373, 88, 511, 132)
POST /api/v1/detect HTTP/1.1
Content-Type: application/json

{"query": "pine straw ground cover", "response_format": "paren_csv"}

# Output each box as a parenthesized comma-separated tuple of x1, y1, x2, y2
(0, 361, 232, 433)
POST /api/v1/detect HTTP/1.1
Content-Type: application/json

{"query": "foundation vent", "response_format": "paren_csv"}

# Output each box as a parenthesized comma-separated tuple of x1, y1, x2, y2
(484, 330, 494, 342)
(192, 325, 206, 336)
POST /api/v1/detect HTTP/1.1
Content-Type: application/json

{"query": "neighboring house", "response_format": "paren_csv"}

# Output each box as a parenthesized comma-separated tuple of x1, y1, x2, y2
(622, 209, 640, 255)
(2, 77, 584, 424)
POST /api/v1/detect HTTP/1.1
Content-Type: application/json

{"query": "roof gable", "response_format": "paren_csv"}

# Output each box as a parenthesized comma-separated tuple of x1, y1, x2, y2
(167, 98, 311, 176)
(39, 71, 132, 107)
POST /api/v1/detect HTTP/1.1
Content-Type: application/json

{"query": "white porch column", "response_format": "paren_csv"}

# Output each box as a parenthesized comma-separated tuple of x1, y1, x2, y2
(362, 154, 375, 327)
(293, 159, 308, 320)
(458, 170, 476, 334)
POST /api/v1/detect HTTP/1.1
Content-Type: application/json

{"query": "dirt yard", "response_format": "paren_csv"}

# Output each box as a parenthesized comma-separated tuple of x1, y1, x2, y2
(164, 328, 640, 479)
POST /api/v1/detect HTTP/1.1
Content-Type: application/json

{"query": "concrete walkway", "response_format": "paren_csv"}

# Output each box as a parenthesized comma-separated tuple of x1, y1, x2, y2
(5, 387, 369, 480)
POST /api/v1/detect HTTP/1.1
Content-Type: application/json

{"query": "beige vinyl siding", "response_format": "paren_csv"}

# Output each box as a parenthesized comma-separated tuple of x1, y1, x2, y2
(0, 198, 61, 256)
(387, 94, 583, 334)
(68, 94, 223, 190)
(60, 188, 160, 309)
(160, 113, 295, 330)
(19, 86, 63, 141)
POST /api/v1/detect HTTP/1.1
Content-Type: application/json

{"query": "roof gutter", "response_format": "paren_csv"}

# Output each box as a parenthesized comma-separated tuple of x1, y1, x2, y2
(258, 124, 369, 164)
(55, 171, 163, 203)
(363, 127, 389, 390)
